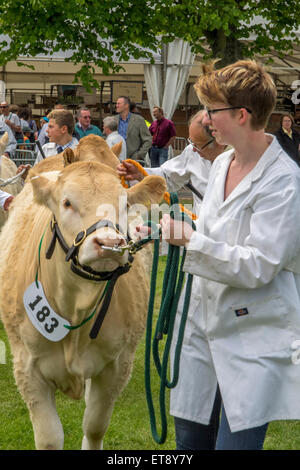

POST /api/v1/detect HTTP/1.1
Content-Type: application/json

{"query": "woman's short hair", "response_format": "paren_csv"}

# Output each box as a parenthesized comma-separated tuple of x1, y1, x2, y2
(194, 59, 277, 131)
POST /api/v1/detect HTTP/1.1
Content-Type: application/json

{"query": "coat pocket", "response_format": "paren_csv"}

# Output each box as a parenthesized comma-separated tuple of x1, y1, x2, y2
(232, 295, 293, 357)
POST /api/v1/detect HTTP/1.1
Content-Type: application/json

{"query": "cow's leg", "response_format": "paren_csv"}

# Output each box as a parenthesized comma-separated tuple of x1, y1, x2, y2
(29, 388, 64, 450)
(82, 348, 135, 450)
(14, 363, 64, 450)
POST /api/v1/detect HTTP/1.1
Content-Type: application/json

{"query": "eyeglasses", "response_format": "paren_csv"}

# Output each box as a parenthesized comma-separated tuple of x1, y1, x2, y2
(188, 137, 214, 153)
(205, 106, 252, 120)
(0, 106, 8, 109)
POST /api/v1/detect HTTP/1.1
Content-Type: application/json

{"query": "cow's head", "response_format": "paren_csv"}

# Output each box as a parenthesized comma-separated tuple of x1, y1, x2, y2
(30, 155, 166, 274)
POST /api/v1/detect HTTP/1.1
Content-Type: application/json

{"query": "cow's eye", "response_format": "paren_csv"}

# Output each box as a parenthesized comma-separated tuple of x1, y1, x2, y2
(63, 199, 72, 209)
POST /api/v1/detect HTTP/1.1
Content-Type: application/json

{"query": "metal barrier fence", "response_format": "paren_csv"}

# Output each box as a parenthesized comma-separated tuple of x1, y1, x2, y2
(11, 143, 37, 167)
(12, 149, 36, 167)
(172, 137, 188, 157)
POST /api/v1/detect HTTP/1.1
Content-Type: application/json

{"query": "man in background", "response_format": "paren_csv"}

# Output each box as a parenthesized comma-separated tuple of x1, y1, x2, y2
(103, 115, 127, 160)
(116, 96, 151, 162)
(149, 106, 176, 167)
(118, 109, 227, 215)
(37, 103, 65, 146)
(35, 109, 78, 164)
(0, 121, 17, 158)
(75, 108, 103, 140)
(0, 101, 22, 139)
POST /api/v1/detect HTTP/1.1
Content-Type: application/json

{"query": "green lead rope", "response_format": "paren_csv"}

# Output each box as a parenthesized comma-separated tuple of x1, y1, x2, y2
(144, 192, 195, 444)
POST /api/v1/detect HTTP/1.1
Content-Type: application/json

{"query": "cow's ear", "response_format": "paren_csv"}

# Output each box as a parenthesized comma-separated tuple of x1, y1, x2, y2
(29, 169, 56, 208)
(126, 175, 166, 207)
(111, 142, 122, 157)
(63, 148, 78, 167)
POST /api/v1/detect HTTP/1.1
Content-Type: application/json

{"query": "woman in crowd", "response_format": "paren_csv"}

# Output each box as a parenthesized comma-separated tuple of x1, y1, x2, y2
(275, 113, 300, 165)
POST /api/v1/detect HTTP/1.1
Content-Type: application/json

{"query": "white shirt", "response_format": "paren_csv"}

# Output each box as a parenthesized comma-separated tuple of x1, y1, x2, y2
(34, 137, 79, 165)
(106, 131, 127, 160)
(0, 122, 17, 156)
(0, 189, 12, 209)
(0, 112, 21, 132)
(170, 136, 300, 431)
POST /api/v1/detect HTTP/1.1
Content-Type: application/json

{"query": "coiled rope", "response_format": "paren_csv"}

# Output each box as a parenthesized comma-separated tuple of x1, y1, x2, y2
(144, 192, 195, 444)
(0, 168, 26, 187)
(120, 160, 196, 444)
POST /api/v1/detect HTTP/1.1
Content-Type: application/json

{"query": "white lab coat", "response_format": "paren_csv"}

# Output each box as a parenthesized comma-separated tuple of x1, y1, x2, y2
(146, 144, 211, 217)
(170, 136, 300, 432)
(0, 190, 12, 209)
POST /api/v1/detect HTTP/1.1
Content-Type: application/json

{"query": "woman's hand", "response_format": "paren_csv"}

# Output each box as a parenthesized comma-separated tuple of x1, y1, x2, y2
(161, 214, 194, 246)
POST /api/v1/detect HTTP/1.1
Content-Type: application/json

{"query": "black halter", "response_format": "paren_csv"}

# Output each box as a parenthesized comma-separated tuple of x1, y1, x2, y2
(45, 217, 133, 339)
(46, 217, 133, 280)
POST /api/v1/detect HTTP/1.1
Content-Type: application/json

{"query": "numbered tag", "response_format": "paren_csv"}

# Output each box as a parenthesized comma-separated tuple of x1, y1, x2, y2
(23, 281, 71, 342)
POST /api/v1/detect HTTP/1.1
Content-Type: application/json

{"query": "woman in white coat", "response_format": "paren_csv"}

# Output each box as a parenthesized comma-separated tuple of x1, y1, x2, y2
(162, 59, 300, 450)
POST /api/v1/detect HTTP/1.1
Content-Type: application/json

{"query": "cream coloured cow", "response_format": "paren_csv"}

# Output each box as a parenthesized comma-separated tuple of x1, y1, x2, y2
(0, 132, 23, 227)
(0, 148, 166, 450)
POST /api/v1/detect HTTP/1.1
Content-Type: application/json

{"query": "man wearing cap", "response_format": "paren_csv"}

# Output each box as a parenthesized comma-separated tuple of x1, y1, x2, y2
(39, 116, 49, 128)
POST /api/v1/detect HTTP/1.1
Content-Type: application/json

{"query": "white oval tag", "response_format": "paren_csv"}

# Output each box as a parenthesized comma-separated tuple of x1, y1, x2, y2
(23, 281, 70, 342)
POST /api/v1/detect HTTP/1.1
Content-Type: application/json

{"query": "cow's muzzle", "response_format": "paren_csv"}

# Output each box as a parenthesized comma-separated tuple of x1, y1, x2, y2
(46, 217, 133, 282)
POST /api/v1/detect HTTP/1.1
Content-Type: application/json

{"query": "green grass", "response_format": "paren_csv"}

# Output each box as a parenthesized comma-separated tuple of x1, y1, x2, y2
(1, 255, 300, 450)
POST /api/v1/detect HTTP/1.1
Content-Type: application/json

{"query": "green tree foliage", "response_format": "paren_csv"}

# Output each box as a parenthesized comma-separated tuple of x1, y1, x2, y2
(0, 0, 161, 89)
(0, 0, 299, 88)
(156, 0, 300, 67)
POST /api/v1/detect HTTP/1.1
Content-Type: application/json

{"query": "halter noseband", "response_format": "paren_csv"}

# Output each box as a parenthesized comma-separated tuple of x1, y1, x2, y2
(44, 217, 133, 339)
(46, 217, 133, 282)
